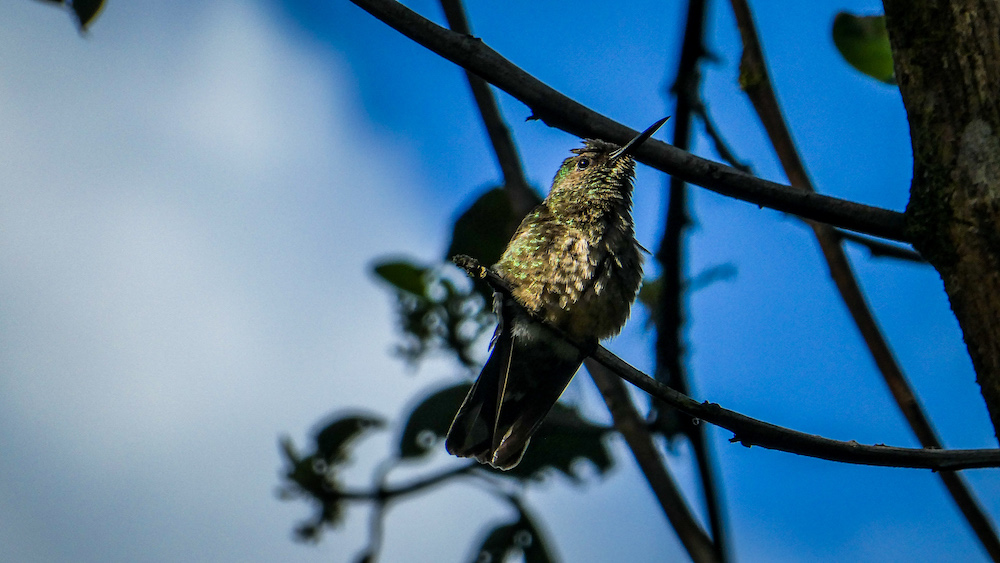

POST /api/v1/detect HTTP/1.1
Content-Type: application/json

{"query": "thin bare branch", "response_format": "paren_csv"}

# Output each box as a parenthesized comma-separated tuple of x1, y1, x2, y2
(693, 102, 752, 173)
(440, 4, 718, 555)
(438, 4, 717, 556)
(337, 463, 477, 501)
(437, 0, 538, 217)
(347, 0, 908, 242)
(656, 0, 729, 559)
(355, 459, 395, 562)
(834, 229, 926, 263)
(591, 345, 1000, 471)
(587, 360, 719, 563)
(731, 0, 1000, 561)
(453, 254, 1000, 471)
(726, 1, 1000, 558)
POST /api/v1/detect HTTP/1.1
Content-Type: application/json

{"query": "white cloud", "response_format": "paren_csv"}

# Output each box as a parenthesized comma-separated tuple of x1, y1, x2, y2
(0, 1, 439, 561)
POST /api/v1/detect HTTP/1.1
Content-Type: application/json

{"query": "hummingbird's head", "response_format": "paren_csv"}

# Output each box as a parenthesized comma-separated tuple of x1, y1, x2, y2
(544, 139, 639, 223)
(546, 117, 668, 220)
(552, 139, 638, 193)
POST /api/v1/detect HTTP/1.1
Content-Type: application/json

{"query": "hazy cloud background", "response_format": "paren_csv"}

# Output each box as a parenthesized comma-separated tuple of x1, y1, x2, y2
(1, 0, 998, 561)
(1, 1, 441, 560)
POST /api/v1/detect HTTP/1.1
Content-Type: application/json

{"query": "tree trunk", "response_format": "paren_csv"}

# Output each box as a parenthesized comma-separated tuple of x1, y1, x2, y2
(883, 0, 1000, 440)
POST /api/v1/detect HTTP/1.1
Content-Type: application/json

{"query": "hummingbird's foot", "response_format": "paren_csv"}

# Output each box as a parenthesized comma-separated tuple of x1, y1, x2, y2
(451, 254, 485, 277)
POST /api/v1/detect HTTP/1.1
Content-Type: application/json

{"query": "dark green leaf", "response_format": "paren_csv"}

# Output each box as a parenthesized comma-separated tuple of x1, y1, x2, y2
(636, 276, 660, 314)
(499, 402, 615, 482)
(447, 187, 523, 266)
(398, 384, 471, 459)
(278, 435, 301, 466)
(374, 256, 492, 368)
(688, 263, 737, 293)
(638, 266, 736, 330)
(278, 415, 383, 541)
(313, 413, 385, 464)
(403, 383, 614, 478)
(470, 507, 555, 563)
(72, 0, 106, 30)
(474, 521, 520, 563)
(278, 434, 348, 536)
(372, 259, 429, 297)
(517, 509, 556, 563)
(279, 436, 323, 491)
(832, 12, 895, 85)
(647, 407, 686, 443)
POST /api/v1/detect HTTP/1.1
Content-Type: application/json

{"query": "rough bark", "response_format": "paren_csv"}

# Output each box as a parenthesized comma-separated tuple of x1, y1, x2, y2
(883, 0, 1000, 439)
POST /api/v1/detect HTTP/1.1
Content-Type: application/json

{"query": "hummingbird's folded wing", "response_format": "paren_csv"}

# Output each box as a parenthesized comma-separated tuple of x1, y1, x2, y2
(444, 309, 511, 463)
(445, 294, 585, 470)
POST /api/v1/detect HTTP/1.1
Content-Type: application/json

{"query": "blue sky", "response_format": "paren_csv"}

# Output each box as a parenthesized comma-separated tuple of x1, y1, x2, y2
(0, 0, 997, 562)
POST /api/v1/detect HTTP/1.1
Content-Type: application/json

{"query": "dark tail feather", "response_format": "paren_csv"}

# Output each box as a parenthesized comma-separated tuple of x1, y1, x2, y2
(445, 319, 513, 464)
(445, 299, 585, 470)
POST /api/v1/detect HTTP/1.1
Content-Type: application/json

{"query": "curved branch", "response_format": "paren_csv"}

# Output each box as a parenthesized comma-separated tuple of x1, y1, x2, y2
(438, 0, 539, 217)
(727, 1, 999, 557)
(453, 255, 1000, 471)
(592, 345, 1000, 471)
(347, 0, 908, 242)
(587, 360, 719, 563)
(338, 463, 477, 501)
(657, 0, 729, 559)
(438, 4, 716, 559)
(834, 229, 926, 263)
(694, 101, 752, 173)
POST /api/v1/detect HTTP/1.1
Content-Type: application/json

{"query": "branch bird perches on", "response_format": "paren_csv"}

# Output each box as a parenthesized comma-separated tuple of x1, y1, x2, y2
(453, 254, 1000, 472)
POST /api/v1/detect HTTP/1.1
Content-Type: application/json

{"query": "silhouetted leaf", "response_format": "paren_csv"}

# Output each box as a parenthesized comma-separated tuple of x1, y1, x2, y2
(406, 383, 614, 480)
(688, 263, 737, 293)
(499, 402, 615, 482)
(314, 413, 385, 464)
(471, 506, 555, 563)
(636, 276, 660, 314)
(832, 12, 895, 84)
(638, 265, 736, 329)
(277, 414, 384, 542)
(72, 0, 106, 30)
(447, 187, 523, 267)
(398, 383, 471, 459)
(374, 257, 492, 368)
(373, 259, 429, 297)
(278, 435, 346, 538)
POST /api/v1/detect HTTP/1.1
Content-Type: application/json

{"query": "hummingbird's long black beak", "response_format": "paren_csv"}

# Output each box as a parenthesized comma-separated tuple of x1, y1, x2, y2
(609, 116, 670, 160)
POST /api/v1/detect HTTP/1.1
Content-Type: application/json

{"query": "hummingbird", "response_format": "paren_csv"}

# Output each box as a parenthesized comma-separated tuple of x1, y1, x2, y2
(445, 118, 668, 470)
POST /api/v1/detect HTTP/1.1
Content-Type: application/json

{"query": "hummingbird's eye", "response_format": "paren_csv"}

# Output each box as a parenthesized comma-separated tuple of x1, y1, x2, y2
(576, 157, 591, 170)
